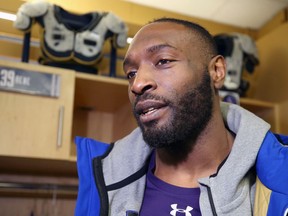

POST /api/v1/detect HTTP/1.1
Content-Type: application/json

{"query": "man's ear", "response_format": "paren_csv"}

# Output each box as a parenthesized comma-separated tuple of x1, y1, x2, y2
(208, 55, 226, 89)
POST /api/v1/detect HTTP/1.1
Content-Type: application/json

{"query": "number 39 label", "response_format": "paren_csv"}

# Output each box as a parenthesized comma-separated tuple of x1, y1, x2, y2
(0, 69, 15, 88)
(0, 66, 61, 98)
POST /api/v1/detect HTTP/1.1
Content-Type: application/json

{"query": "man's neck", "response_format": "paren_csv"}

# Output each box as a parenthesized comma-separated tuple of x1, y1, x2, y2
(154, 114, 234, 188)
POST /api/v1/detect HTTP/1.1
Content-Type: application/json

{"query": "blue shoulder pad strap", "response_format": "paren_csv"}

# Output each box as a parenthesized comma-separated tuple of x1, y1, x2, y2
(74, 136, 110, 216)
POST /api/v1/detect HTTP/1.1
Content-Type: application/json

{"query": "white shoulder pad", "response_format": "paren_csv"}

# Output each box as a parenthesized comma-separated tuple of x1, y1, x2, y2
(14, 0, 50, 30)
(13, 11, 31, 30)
(233, 33, 259, 59)
(19, 0, 49, 17)
(104, 12, 128, 47)
(104, 12, 128, 34)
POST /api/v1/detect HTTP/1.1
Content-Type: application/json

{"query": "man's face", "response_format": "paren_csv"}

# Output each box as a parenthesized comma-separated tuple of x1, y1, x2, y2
(123, 22, 214, 150)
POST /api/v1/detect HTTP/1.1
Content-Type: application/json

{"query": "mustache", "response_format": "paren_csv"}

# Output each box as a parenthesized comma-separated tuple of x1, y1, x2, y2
(133, 93, 171, 108)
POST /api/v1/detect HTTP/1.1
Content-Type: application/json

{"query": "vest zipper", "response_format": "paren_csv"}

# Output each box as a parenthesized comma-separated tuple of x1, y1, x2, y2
(201, 183, 217, 216)
(93, 157, 109, 216)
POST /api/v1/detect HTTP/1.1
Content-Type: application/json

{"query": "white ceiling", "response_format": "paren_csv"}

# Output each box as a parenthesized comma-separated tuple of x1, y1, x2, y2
(124, 0, 288, 29)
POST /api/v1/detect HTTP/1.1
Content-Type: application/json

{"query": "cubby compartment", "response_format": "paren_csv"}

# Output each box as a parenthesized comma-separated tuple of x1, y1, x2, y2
(70, 73, 137, 159)
(240, 98, 279, 132)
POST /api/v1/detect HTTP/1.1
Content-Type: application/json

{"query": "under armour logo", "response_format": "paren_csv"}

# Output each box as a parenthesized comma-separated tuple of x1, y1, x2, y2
(284, 207, 288, 216)
(170, 204, 193, 216)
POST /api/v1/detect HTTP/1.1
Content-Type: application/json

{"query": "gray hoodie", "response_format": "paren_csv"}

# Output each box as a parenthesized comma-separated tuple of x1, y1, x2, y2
(93, 102, 270, 215)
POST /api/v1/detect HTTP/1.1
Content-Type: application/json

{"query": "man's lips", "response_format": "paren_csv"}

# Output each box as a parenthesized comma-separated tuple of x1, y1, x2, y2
(134, 100, 168, 123)
(135, 100, 166, 115)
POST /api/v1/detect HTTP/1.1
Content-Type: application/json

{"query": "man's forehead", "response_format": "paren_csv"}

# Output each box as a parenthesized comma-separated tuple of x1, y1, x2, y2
(130, 22, 191, 48)
(137, 21, 187, 35)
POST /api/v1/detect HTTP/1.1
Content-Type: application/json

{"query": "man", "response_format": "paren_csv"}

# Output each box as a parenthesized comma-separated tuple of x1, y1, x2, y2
(75, 18, 288, 216)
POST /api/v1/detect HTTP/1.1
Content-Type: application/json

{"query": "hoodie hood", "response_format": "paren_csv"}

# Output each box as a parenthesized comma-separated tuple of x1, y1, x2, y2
(198, 102, 270, 215)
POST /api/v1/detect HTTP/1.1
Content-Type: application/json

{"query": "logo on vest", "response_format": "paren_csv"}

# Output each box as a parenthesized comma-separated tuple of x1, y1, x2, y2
(170, 204, 193, 216)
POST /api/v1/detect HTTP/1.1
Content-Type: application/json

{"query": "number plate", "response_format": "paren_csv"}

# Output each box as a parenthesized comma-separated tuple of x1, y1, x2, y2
(0, 66, 61, 98)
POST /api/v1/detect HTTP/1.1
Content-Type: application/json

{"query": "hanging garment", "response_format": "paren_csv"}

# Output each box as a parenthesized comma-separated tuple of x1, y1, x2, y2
(14, 1, 128, 73)
(214, 33, 259, 95)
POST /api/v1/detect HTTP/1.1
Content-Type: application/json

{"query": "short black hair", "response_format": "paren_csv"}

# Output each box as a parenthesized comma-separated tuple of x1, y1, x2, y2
(150, 17, 217, 59)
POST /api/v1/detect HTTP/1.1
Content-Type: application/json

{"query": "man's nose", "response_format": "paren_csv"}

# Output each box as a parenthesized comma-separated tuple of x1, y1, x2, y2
(130, 66, 156, 95)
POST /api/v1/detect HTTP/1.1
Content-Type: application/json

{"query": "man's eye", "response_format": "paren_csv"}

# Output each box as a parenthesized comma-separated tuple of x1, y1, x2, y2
(126, 71, 137, 80)
(157, 59, 172, 66)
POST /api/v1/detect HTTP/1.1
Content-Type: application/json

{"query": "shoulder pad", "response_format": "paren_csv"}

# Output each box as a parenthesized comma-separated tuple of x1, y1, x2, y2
(104, 12, 128, 48)
(104, 12, 128, 34)
(14, 0, 50, 30)
(18, 0, 49, 17)
(233, 33, 259, 59)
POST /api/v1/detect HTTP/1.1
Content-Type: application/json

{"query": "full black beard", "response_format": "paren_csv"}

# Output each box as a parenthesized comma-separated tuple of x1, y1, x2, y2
(133, 71, 213, 160)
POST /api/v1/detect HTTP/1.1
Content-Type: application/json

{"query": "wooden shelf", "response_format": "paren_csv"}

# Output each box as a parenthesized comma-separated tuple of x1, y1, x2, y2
(240, 97, 276, 110)
(240, 97, 278, 132)
(0, 156, 77, 177)
(74, 72, 129, 112)
(71, 73, 137, 157)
